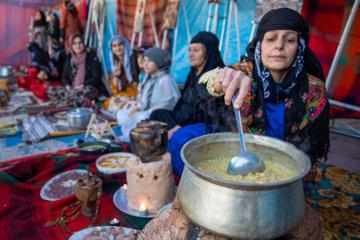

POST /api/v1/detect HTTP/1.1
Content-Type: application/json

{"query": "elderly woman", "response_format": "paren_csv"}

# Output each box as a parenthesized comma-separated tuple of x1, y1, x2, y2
(47, 34, 108, 107)
(103, 35, 138, 110)
(150, 31, 234, 138)
(201, 8, 329, 165)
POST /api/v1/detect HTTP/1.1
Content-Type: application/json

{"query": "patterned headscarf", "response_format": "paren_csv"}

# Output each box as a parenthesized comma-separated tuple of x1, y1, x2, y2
(109, 35, 133, 85)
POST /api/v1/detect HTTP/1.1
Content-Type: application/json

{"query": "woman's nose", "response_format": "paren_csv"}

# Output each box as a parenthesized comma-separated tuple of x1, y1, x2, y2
(275, 39, 284, 49)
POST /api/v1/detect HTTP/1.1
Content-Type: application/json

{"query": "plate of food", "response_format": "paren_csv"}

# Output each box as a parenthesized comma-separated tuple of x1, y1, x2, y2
(69, 226, 135, 240)
(40, 169, 87, 201)
(96, 152, 134, 174)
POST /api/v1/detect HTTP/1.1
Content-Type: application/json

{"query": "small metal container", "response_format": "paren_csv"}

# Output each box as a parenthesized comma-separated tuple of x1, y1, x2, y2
(67, 108, 93, 130)
(129, 119, 168, 160)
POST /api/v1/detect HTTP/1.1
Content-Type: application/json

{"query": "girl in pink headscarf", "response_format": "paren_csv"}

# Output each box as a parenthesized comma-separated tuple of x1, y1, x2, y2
(47, 34, 108, 107)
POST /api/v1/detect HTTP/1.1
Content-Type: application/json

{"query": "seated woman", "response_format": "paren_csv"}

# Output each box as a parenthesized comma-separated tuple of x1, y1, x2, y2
(150, 31, 234, 138)
(130, 44, 152, 87)
(47, 34, 108, 107)
(116, 47, 181, 142)
(102, 35, 138, 110)
(201, 8, 329, 165)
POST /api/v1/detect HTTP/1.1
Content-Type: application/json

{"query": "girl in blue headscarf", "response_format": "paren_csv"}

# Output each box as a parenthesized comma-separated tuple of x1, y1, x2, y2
(103, 35, 138, 110)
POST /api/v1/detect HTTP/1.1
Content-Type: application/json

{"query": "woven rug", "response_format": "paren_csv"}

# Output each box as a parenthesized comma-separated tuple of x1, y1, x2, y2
(305, 162, 360, 240)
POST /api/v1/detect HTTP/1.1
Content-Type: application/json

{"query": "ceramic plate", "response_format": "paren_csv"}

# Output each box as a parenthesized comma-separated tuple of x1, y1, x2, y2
(40, 169, 87, 201)
(69, 226, 134, 240)
(96, 152, 134, 174)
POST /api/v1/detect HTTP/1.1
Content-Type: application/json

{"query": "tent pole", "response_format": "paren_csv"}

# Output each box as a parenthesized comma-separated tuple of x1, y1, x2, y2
(206, 3, 213, 32)
(224, 0, 234, 65)
(326, 0, 359, 89)
(131, 32, 136, 48)
(162, 29, 168, 49)
(138, 31, 143, 47)
(171, 18, 179, 76)
(219, 0, 229, 51)
(211, 3, 220, 34)
(146, 0, 160, 47)
(234, 0, 241, 58)
(248, 20, 258, 43)
(84, 0, 95, 45)
(181, 0, 191, 44)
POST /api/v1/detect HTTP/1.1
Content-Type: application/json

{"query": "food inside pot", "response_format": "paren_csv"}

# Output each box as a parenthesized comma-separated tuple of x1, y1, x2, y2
(99, 156, 129, 168)
(194, 157, 296, 184)
(81, 145, 105, 150)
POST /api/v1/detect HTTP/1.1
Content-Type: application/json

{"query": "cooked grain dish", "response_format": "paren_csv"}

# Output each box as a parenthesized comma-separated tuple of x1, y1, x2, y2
(194, 157, 296, 184)
(99, 156, 129, 169)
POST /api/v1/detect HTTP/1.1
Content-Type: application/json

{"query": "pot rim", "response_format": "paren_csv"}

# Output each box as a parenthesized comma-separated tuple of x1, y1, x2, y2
(180, 132, 311, 190)
(77, 141, 110, 152)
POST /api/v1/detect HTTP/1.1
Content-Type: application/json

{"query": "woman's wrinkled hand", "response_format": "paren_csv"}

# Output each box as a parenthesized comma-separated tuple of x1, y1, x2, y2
(214, 67, 252, 110)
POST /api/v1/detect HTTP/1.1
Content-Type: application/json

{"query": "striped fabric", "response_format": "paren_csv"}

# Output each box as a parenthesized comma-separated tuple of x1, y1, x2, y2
(302, 0, 360, 118)
(116, 0, 169, 50)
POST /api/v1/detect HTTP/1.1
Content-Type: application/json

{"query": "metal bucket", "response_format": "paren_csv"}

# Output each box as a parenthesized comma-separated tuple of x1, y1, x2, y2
(177, 133, 311, 239)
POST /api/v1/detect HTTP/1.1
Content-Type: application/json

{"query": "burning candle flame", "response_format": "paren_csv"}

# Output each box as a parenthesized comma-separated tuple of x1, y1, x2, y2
(139, 203, 146, 211)
(97, 226, 101, 230)
(122, 184, 127, 189)
(113, 218, 118, 222)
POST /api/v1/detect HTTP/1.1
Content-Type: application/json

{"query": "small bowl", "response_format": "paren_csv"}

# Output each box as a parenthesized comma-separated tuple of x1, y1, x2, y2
(96, 152, 134, 174)
(157, 203, 172, 215)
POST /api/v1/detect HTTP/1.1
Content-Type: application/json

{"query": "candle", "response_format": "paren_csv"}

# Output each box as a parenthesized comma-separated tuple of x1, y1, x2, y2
(110, 218, 120, 226)
(121, 184, 127, 190)
(138, 203, 147, 217)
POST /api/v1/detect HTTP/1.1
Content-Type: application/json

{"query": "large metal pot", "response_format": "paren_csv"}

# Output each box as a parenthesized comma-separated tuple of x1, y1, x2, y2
(177, 133, 311, 239)
(67, 108, 93, 130)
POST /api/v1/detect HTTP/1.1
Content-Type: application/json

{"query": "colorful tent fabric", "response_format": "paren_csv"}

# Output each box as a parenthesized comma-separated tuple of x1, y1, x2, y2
(302, 0, 360, 118)
(116, 0, 169, 49)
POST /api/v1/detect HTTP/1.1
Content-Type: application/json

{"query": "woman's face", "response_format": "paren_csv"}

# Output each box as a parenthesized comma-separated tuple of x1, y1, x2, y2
(137, 53, 144, 68)
(143, 56, 159, 76)
(71, 36, 85, 55)
(112, 40, 125, 58)
(35, 11, 42, 21)
(189, 43, 206, 70)
(261, 30, 298, 75)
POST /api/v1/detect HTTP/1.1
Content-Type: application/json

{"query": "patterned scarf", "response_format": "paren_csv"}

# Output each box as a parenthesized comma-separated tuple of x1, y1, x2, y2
(254, 34, 306, 103)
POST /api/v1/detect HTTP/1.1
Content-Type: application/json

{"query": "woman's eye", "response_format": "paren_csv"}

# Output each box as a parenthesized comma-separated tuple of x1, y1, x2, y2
(285, 39, 295, 43)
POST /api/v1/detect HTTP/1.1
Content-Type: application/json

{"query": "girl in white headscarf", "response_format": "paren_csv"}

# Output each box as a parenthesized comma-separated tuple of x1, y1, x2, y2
(103, 35, 138, 110)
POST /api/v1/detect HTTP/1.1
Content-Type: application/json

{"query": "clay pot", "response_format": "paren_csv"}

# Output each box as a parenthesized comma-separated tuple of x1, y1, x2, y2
(129, 119, 168, 159)
(75, 175, 102, 217)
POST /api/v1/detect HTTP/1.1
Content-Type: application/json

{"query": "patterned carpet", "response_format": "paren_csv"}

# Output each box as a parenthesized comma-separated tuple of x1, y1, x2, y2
(305, 162, 360, 240)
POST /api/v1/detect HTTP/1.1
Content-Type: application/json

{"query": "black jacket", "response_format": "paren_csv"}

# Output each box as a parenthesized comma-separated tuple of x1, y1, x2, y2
(62, 52, 109, 96)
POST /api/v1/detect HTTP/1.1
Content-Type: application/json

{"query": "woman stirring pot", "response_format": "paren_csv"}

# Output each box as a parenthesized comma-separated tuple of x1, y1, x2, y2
(201, 8, 330, 165)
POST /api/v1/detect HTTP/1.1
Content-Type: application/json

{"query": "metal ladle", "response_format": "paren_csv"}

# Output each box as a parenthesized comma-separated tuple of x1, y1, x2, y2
(227, 91, 265, 176)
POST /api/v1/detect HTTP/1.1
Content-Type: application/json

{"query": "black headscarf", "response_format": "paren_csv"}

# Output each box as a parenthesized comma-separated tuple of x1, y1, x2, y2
(177, 32, 234, 131)
(33, 11, 47, 28)
(246, 8, 325, 82)
(242, 8, 329, 164)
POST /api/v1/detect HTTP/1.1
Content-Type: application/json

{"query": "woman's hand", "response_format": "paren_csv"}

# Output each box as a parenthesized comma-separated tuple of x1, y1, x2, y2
(168, 125, 181, 139)
(129, 108, 141, 117)
(65, 85, 71, 91)
(75, 84, 84, 89)
(214, 67, 252, 110)
(114, 60, 122, 78)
